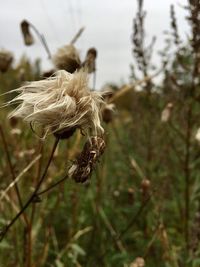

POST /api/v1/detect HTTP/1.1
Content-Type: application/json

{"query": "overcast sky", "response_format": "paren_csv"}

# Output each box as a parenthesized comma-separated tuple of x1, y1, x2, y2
(0, 0, 188, 88)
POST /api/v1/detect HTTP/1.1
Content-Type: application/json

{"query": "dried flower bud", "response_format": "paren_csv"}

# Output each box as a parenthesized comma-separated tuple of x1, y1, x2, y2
(0, 50, 13, 73)
(53, 44, 81, 73)
(9, 116, 18, 128)
(69, 136, 106, 183)
(102, 103, 115, 123)
(20, 20, 34, 46)
(161, 102, 173, 122)
(195, 128, 200, 143)
(130, 257, 145, 267)
(135, 257, 145, 267)
(82, 47, 97, 73)
(127, 187, 135, 204)
(113, 190, 120, 197)
(141, 179, 151, 202)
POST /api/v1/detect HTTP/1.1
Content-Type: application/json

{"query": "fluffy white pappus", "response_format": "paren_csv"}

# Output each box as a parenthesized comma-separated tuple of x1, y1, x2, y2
(8, 70, 105, 136)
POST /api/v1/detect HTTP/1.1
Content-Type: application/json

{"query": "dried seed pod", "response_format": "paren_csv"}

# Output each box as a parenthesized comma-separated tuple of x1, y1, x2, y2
(69, 136, 106, 183)
(0, 50, 13, 73)
(102, 103, 115, 123)
(53, 44, 81, 73)
(137, 257, 145, 267)
(9, 116, 18, 128)
(195, 128, 200, 143)
(161, 102, 173, 122)
(82, 47, 97, 73)
(141, 179, 151, 202)
(20, 20, 34, 46)
(127, 187, 135, 204)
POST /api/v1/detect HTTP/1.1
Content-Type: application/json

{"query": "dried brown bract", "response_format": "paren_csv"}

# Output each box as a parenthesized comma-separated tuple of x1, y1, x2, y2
(0, 50, 13, 73)
(42, 69, 55, 78)
(20, 20, 34, 46)
(82, 47, 97, 73)
(69, 136, 106, 183)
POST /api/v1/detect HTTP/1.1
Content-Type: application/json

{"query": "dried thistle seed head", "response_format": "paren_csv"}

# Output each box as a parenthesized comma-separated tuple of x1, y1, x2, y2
(69, 136, 106, 183)
(20, 20, 34, 46)
(53, 44, 81, 73)
(0, 50, 13, 73)
(161, 102, 173, 122)
(102, 103, 115, 123)
(8, 70, 105, 137)
(82, 47, 97, 73)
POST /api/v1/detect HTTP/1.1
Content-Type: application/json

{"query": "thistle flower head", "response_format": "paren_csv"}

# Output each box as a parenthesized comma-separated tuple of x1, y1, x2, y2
(20, 20, 34, 46)
(0, 49, 13, 73)
(8, 70, 105, 137)
(53, 44, 81, 73)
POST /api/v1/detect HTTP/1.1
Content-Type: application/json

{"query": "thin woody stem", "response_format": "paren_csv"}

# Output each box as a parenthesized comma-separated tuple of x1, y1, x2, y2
(37, 174, 69, 196)
(29, 23, 51, 59)
(0, 137, 59, 241)
(0, 125, 29, 226)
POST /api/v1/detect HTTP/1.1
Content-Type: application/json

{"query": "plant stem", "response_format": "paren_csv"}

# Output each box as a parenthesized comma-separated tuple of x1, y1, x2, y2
(0, 137, 59, 241)
(184, 106, 192, 250)
(0, 125, 29, 225)
(37, 174, 68, 196)
(29, 23, 51, 59)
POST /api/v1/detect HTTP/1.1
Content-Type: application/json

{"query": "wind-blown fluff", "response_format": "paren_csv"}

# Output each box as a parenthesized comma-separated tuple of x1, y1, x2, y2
(8, 70, 104, 136)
